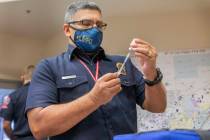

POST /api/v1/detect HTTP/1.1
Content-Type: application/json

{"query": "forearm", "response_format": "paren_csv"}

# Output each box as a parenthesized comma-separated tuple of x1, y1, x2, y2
(143, 82, 167, 113)
(28, 93, 100, 139)
(4, 128, 15, 140)
(3, 121, 16, 140)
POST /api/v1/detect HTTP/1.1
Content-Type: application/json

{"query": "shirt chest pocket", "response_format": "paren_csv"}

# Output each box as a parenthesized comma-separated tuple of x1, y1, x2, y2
(120, 78, 136, 94)
(118, 78, 137, 109)
(56, 76, 89, 103)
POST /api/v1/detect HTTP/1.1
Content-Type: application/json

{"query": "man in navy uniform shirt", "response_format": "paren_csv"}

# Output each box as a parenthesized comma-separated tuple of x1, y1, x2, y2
(1, 65, 35, 140)
(26, 1, 167, 140)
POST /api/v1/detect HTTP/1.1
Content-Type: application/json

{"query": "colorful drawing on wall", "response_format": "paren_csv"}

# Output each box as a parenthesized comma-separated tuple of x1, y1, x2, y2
(137, 49, 210, 131)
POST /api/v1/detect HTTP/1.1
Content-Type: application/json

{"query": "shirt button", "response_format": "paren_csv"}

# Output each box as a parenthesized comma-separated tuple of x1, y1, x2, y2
(124, 80, 129, 84)
(68, 82, 73, 85)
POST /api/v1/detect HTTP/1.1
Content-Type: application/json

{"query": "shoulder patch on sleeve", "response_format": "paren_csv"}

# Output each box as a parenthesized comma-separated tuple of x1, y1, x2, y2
(1, 95, 11, 109)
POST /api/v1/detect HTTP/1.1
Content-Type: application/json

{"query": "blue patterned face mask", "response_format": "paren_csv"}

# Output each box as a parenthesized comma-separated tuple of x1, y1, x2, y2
(72, 27, 103, 52)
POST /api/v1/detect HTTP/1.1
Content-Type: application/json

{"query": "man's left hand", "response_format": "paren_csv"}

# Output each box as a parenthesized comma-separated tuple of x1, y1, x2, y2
(130, 38, 158, 80)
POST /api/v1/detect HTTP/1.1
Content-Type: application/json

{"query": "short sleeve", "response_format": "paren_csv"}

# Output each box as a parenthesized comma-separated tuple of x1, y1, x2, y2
(133, 66, 145, 109)
(25, 60, 58, 113)
(0, 94, 14, 121)
(135, 76, 145, 109)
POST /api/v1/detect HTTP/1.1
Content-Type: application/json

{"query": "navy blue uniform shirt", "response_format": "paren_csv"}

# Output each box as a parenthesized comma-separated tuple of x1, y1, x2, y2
(0, 83, 35, 140)
(26, 45, 145, 140)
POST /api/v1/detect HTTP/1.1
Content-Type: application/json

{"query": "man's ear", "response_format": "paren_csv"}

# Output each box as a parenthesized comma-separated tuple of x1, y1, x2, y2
(64, 24, 72, 37)
(20, 75, 24, 81)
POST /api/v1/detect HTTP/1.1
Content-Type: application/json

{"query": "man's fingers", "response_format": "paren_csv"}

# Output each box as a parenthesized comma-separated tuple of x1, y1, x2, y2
(131, 45, 157, 58)
(134, 52, 151, 60)
(98, 73, 118, 82)
(109, 84, 122, 95)
(131, 38, 151, 46)
(131, 47, 150, 56)
(104, 78, 121, 88)
(130, 43, 148, 48)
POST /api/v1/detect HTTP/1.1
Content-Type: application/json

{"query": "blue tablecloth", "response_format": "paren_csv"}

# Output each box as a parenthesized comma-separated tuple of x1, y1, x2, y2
(114, 130, 201, 140)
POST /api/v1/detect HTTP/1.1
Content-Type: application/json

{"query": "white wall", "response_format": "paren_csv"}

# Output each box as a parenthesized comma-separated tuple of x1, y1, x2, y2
(0, 33, 45, 80)
(1, 11, 210, 79)
(105, 12, 210, 54)
(44, 11, 210, 57)
(44, 31, 68, 57)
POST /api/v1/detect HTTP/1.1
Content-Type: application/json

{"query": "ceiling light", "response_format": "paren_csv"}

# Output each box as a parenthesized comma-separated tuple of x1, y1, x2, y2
(0, 0, 22, 3)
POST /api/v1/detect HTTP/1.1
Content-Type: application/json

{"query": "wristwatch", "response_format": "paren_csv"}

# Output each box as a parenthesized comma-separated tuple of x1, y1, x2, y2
(144, 68, 163, 86)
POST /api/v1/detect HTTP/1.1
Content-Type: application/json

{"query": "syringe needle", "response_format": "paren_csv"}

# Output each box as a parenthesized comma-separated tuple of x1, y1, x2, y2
(117, 52, 130, 75)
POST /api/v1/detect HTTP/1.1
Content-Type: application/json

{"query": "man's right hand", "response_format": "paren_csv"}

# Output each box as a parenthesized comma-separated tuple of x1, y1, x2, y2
(88, 73, 122, 105)
(27, 73, 121, 139)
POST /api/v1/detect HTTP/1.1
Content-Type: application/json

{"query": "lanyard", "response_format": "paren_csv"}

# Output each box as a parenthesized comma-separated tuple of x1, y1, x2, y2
(79, 60, 99, 81)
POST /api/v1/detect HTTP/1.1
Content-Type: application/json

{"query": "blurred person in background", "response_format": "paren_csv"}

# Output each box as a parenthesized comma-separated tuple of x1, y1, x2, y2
(0, 65, 35, 140)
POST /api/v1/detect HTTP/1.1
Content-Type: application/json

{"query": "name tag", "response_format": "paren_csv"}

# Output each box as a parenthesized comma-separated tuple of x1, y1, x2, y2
(62, 75, 77, 80)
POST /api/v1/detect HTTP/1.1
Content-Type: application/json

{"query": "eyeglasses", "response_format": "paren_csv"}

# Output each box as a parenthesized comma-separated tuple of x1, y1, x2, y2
(68, 19, 107, 30)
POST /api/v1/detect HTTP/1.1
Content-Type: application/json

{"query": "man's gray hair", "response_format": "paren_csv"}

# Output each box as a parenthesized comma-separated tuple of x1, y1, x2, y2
(64, 1, 102, 23)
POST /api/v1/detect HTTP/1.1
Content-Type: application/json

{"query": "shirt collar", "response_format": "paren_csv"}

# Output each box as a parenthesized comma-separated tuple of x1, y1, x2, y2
(23, 81, 30, 86)
(67, 44, 79, 60)
(67, 44, 111, 61)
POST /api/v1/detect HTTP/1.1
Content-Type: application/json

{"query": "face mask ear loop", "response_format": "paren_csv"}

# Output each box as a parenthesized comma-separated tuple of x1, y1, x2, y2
(67, 24, 79, 48)
(68, 33, 77, 47)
